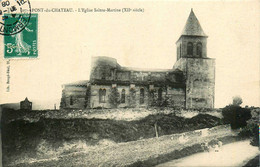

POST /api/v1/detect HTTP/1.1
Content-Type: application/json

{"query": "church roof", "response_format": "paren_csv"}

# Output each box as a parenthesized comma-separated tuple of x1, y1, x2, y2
(63, 80, 89, 87)
(181, 9, 207, 37)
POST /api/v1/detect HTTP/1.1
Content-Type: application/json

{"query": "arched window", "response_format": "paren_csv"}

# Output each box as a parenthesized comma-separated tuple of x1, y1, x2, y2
(196, 42, 202, 57)
(180, 44, 182, 58)
(193, 79, 200, 87)
(121, 89, 125, 103)
(187, 42, 193, 56)
(99, 88, 106, 103)
(70, 96, 73, 105)
(177, 47, 179, 59)
(140, 88, 144, 104)
(158, 88, 162, 100)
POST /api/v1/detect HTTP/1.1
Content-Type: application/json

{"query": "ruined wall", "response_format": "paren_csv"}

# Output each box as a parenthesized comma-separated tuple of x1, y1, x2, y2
(174, 58, 215, 109)
(90, 56, 184, 85)
(60, 86, 87, 109)
(90, 57, 119, 81)
(116, 71, 130, 81)
(129, 71, 168, 83)
(166, 87, 186, 107)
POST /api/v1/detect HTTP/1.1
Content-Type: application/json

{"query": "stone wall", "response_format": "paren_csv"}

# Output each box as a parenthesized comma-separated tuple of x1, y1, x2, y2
(174, 58, 215, 108)
(177, 36, 207, 59)
(90, 57, 184, 85)
(60, 85, 87, 109)
(88, 84, 185, 108)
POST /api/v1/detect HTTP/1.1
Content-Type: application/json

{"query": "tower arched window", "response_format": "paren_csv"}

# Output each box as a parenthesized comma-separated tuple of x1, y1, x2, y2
(187, 42, 193, 56)
(140, 88, 144, 104)
(180, 44, 182, 58)
(121, 89, 125, 103)
(70, 96, 73, 105)
(196, 42, 202, 57)
(99, 88, 106, 103)
(158, 88, 162, 100)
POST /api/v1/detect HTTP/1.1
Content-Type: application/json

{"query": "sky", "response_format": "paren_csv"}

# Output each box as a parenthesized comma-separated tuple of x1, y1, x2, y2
(0, 0, 259, 109)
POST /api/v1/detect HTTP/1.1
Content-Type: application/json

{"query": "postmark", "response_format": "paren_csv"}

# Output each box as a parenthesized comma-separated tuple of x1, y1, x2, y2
(4, 13, 38, 58)
(0, 0, 31, 35)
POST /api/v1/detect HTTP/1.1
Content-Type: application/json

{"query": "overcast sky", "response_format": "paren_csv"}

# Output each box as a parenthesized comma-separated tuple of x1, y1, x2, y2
(0, 0, 259, 109)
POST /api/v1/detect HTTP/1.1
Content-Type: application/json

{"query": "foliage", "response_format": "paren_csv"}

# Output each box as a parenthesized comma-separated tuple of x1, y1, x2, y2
(108, 87, 120, 108)
(84, 86, 91, 108)
(148, 89, 169, 107)
(222, 105, 251, 129)
(239, 122, 259, 146)
(129, 88, 136, 107)
(148, 89, 156, 107)
(239, 108, 259, 146)
(232, 96, 243, 106)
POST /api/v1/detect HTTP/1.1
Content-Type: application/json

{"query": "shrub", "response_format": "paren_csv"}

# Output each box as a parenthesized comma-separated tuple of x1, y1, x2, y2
(222, 105, 251, 129)
(108, 87, 120, 108)
(84, 86, 91, 108)
(232, 96, 243, 106)
(239, 122, 259, 146)
(129, 88, 136, 108)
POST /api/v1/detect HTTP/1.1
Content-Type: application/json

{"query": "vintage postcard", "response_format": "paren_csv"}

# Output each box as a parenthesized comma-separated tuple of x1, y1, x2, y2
(0, 0, 259, 166)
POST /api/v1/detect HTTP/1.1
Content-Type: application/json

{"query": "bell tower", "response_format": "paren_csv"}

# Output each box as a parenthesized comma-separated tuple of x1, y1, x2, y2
(174, 9, 215, 109)
(176, 9, 208, 60)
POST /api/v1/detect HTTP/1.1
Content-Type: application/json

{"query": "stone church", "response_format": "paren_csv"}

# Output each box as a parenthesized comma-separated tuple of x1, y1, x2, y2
(60, 9, 215, 109)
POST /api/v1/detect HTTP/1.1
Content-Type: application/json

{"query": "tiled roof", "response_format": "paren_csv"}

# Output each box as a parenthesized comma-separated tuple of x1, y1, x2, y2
(181, 9, 207, 37)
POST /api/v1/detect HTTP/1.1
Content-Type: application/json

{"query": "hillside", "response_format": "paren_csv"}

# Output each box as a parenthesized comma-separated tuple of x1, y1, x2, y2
(1, 110, 222, 166)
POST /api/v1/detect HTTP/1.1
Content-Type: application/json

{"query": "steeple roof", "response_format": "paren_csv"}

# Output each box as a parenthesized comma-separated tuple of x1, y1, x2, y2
(181, 9, 207, 37)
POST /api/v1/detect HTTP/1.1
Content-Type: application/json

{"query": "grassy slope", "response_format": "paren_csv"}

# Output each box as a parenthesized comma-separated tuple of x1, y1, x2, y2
(1, 109, 222, 166)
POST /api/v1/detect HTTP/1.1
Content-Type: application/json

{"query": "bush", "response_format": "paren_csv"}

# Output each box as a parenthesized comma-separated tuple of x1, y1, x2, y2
(108, 87, 120, 108)
(222, 105, 251, 129)
(239, 122, 259, 146)
(129, 88, 136, 108)
(232, 96, 243, 106)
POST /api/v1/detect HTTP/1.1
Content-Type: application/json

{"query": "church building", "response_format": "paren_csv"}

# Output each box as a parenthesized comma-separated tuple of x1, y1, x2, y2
(60, 9, 215, 109)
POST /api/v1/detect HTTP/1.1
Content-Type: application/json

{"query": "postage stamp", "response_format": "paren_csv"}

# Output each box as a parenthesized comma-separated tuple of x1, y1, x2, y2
(4, 13, 38, 58)
(0, 0, 31, 35)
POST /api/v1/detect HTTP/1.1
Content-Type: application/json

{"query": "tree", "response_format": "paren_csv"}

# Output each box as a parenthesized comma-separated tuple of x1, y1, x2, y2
(222, 104, 251, 129)
(84, 86, 91, 108)
(232, 96, 243, 106)
(148, 89, 156, 107)
(108, 87, 120, 108)
(129, 88, 136, 108)
(239, 122, 259, 146)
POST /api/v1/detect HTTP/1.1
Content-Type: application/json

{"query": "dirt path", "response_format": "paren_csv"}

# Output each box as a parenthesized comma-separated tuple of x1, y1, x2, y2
(157, 140, 259, 167)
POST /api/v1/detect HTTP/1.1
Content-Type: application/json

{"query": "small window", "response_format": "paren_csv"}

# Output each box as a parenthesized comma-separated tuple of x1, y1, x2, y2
(196, 42, 202, 57)
(187, 42, 193, 56)
(70, 96, 73, 105)
(140, 88, 144, 104)
(99, 88, 106, 103)
(177, 47, 179, 59)
(158, 88, 162, 100)
(121, 89, 125, 103)
(180, 44, 182, 58)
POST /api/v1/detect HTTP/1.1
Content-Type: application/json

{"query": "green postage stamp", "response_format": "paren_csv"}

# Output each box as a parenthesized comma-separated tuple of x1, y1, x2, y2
(4, 14, 38, 58)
